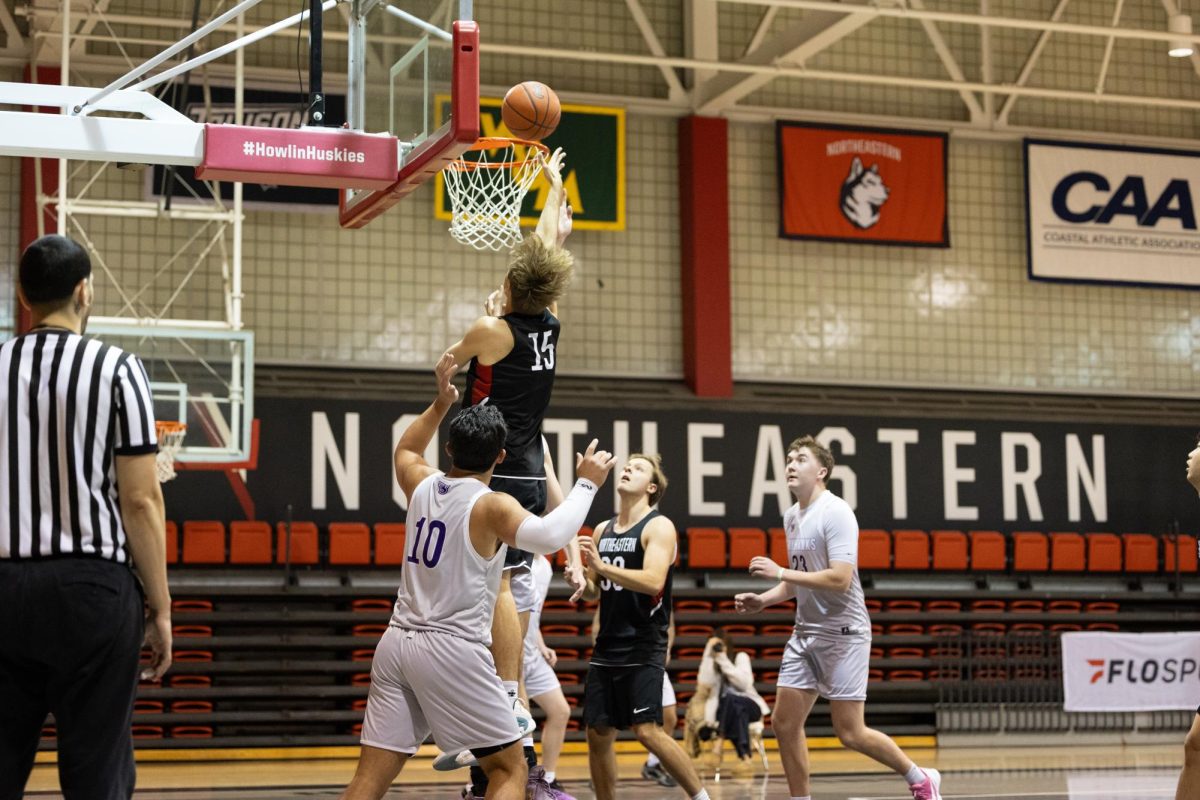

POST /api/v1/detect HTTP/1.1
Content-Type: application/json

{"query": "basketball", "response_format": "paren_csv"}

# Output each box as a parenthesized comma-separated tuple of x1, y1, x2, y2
(501, 81, 561, 141)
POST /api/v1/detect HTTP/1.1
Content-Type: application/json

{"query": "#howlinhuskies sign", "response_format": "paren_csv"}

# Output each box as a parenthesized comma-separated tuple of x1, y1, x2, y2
(777, 122, 949, 247)
(1025, 140, 1200, 288)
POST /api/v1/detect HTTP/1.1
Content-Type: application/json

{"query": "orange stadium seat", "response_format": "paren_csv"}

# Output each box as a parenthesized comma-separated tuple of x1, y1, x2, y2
(931, 530, 967, 570)
(858, 530, 891, 569)
(686, 528, 726, 568)
(1086, 532, 1122, 572)
(1122, 533, 1158, 573)
(276, 521, 319, 565)
(969, 599, 1005, 613)
(925, 600, 961, 612)
(728, 527, 766, 569)
(165, 521, 179, 565)
(229, 520, 272, 564)
(1165, 535, 1199, 572)
(374, 523, 406, 565)
(181, 521, 225, 564)
(1012, 531, 1049, 571)
(886, 599, 921, 612)
(1009, 599, 1044, 612)
(329, 522, 371, 565)
(892, 530, 929, 569)
(968, 530, 1006, 571)
(769, 527, 788, 565)
(1050, 532, 1085, 571)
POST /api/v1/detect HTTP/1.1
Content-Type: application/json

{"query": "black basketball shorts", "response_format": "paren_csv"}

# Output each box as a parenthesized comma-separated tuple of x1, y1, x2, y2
(490, 476, 546, 571)
(583, 663, 665, 731)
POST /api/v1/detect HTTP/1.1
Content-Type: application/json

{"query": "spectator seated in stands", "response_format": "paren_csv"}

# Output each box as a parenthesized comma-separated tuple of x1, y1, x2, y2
(685, 630, 770, 775)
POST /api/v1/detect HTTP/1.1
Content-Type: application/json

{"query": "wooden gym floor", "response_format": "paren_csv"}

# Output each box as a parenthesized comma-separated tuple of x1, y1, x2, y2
(22, 743, 1181, 799)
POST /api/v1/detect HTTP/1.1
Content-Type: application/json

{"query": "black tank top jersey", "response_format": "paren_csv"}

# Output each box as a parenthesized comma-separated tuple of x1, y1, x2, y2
(591, 509, 674, 667)
(462, 310, 560, 479)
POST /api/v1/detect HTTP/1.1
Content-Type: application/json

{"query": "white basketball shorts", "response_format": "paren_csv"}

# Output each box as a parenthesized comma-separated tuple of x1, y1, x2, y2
(361, 626, 520, 755)
(523, 641, 561, 699)
(511, 567, 539, 614)
(662, 670, 676, 707)
(777, 633, 870, 701)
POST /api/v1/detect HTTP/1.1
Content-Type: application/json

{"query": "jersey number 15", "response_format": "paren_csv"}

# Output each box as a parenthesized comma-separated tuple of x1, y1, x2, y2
(528, 331, 555, 371)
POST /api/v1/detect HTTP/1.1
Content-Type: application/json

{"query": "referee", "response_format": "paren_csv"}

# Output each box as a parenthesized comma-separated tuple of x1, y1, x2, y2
(0, 235, 172, 800)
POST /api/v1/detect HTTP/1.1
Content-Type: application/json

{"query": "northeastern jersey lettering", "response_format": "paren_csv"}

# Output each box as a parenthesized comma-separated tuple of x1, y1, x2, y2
(591, 509, 674, 666)
(462, 310, 559, 479)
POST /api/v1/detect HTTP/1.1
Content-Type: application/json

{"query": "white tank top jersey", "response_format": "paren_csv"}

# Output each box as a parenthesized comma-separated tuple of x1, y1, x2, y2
(783, 490, 872, 640)
(390, 472, 506, 645)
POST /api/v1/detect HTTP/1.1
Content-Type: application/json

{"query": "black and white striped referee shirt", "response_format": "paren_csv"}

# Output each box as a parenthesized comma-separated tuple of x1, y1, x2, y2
(0, 328, 157, 563)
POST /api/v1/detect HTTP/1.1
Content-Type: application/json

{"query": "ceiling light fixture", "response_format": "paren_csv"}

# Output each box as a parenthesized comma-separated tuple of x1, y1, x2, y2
(1169, 13, 1194, 58)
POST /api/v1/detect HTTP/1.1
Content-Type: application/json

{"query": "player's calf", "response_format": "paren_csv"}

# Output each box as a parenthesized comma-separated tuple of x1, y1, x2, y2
(477, 741, 528, 800)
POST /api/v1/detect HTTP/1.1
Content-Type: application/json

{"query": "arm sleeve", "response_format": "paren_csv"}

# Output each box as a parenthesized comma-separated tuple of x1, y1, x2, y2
(824, 500, 860, 564)
(113, 355, 158, 456)
(514, 479, 598, 555)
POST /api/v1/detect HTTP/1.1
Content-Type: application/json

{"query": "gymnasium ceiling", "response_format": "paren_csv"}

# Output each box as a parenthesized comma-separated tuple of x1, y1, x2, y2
(1, 0, 1198, 146)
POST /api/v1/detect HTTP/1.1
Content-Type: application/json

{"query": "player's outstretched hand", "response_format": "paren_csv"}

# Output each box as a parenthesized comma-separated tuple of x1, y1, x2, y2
(578, 534, 600, 570)
(543, 147, 566, 189)
(556, 202, 573, 248)
(565, 561, 587, 602)
(485, 284, 506, 317)
(748, 555, 782, 581)
(574, 438, 616, 487)
(734, 592, 765, 615)
(435, 353, 460, 405)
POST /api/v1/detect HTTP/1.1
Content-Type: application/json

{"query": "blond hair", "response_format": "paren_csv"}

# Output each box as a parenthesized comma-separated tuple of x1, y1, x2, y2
(629, 453, 668, 506)
(788, 435, 834, 484)
(506, 237, 573, 313)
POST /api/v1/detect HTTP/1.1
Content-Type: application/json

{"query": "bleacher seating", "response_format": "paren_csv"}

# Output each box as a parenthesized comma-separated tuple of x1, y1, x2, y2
(107, 519, 1196, 750)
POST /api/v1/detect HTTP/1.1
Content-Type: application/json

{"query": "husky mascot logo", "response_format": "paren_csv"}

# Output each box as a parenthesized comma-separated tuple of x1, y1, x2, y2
(840, 157, 890, 230)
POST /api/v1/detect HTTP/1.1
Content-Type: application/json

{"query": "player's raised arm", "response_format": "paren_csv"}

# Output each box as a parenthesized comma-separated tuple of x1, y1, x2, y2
(579, 514, 676, 596)
(475, 439, 615, 556)
(535, 148, 570, 250)
(394, 354, 460, 500)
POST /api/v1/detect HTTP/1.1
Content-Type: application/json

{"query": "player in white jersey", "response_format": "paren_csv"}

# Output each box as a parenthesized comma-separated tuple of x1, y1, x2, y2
(339, 355, 615, 800)
(735, 436, 943, 800)
(520, 555, 574, 797)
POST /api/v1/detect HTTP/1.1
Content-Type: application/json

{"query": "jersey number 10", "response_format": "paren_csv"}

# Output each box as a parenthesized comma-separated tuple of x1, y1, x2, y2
(528, 331, 556, 371)
(408, 517, 446, 568)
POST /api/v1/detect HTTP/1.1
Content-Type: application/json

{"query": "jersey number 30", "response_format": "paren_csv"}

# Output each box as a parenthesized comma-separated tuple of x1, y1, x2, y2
(407, 517, 446, 568)
(599, 556, 624, 592)
(529, 331, 555, 371)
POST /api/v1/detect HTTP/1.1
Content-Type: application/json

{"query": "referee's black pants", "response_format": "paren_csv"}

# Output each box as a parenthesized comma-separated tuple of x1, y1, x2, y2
(0, 558, 144, 800)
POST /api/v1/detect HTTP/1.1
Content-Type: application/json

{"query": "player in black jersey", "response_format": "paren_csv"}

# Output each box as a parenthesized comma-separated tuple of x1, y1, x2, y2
(438, 149, 584, 799)
(579, 455, 709, 800)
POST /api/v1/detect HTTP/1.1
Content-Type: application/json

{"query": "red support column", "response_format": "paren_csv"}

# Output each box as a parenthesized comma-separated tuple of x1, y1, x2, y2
(678, 116, 732, 397)
(17, 66, 62, 334)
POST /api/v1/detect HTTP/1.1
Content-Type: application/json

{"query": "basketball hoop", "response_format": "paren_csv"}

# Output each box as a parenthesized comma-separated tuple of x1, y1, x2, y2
(442, 137, 550, 251)
(155, 421, 187, 483)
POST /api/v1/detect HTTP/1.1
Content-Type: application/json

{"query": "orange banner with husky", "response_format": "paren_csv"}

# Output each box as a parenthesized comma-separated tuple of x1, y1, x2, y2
(777, 122, 949, 247)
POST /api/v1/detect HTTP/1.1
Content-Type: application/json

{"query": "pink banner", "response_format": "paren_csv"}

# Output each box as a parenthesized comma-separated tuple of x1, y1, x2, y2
(197, 125, 398, 190)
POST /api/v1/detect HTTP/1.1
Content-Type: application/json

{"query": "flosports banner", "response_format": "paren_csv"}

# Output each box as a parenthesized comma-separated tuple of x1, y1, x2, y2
(1025, 140, 1200, 288)
(777, 122, 949, 247)
(1062, 631, 1200, 712)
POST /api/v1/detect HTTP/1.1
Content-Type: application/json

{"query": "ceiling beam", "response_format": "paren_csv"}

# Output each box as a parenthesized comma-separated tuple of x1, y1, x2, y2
(696, 6, 875, 114)
(996, 0, 1071, 125)
(909, 0, 984, 123)
(624, 0, 686, 101)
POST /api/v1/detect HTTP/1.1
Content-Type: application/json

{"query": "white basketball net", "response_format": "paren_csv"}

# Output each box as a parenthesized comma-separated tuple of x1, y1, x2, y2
(155, 422, 187, 483)
(442, 142, 547, 251)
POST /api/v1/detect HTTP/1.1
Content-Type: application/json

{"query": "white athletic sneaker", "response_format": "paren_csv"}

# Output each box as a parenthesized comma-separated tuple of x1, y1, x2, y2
(431, 698, 536, 771)
(909, 768, 942, 800)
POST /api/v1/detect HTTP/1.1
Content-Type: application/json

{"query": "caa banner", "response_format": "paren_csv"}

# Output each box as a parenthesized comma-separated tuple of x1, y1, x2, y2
(1025, 140, 1200, 288)
(1062, 631, 1200, 712)
(777, 122, 949, 247)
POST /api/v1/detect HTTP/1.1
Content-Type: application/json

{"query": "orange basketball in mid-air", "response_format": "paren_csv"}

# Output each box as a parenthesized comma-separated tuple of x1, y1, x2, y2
(501, 81, 561, 141)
